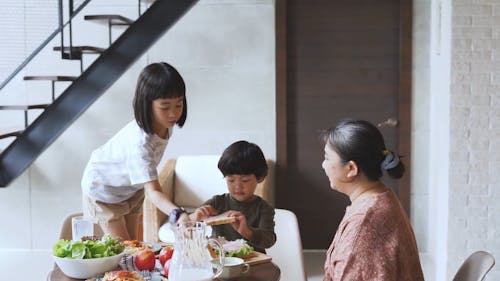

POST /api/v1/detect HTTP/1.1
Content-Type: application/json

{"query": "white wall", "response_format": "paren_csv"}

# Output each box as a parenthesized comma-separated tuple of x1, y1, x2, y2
(412, 0, 433, 278)
(428, 0, 451, 280)
(412, 1, 452, 279)
(448, 0, 500, 280)
(0, 0, 275, 279)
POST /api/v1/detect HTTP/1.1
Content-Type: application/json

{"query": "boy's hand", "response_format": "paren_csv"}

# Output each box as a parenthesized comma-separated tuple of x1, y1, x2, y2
(227, 211, 253, 239)
(190, 205, 217, 221)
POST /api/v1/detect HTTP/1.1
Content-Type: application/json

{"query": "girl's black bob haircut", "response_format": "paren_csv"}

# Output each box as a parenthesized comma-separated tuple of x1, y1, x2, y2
(218, 140, 268, 180)
(133, 62, 187, 134)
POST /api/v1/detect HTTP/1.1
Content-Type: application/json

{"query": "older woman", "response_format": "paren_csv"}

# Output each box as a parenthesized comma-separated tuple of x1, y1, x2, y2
(321, 119, 424, 281)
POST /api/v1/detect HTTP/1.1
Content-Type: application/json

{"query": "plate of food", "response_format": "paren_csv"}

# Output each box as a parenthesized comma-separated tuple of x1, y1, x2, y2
(143, 242, 162, 253)
(86, 270, 167, 281)
(209, 237, 272, 265)
(122, 240, 161, 254)
(209, 238, 254, 258)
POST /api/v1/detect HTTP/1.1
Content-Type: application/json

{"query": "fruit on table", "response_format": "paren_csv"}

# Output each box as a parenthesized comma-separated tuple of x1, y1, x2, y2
(159, 245, 174, 266)
(163, 259, 172, 277)
(134, 249, 156, 271)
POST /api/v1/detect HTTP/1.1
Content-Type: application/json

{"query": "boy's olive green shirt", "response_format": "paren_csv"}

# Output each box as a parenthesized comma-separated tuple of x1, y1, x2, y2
(203, 193, 276, 253)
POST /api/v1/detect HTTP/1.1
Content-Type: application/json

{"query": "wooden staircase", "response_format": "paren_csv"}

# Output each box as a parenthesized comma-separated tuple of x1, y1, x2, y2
(0, 0, 199, 187)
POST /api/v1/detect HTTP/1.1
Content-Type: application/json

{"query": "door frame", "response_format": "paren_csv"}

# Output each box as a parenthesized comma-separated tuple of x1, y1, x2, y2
(275, 0, 413, 216)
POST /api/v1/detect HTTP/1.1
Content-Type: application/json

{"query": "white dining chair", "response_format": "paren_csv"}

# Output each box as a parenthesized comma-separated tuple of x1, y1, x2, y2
(452, 251, 495, 281)
(267, 208, 307, 281)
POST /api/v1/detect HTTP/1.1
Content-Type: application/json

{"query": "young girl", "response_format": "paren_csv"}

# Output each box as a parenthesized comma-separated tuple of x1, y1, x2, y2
(81, 62, 189, 240)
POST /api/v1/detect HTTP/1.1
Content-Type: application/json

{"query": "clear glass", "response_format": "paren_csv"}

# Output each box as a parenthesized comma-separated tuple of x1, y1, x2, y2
(168, 221, 225, 281)
(71, 216, 94, 241)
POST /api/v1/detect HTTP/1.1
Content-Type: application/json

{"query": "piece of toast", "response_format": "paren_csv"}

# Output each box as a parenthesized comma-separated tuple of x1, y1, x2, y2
(204, 211, 236, 226)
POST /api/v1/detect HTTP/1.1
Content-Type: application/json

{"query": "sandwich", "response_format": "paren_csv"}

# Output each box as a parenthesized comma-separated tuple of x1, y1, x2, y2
(204, 211, 236, 226)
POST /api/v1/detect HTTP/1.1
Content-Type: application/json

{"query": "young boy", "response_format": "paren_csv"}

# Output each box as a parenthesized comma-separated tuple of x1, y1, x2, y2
(190, 140, 276, 253)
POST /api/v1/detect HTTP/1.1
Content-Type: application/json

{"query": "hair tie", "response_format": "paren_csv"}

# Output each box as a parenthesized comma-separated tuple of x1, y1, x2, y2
(381, 150, 400, 170)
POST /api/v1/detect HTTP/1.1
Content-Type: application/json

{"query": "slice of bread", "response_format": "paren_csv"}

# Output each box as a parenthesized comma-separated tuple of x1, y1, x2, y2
(204, 211, 236, 226)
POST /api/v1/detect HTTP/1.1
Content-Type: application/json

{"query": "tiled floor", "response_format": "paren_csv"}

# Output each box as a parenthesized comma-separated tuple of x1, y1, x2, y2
(0, 249, 326, 281)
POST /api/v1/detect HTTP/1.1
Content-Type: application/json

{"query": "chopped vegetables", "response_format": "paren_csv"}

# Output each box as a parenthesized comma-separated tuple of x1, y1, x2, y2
(53, 234, 124, 259)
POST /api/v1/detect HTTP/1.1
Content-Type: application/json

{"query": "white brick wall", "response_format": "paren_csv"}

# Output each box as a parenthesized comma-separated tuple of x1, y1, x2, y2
(450, 1, 500, 280)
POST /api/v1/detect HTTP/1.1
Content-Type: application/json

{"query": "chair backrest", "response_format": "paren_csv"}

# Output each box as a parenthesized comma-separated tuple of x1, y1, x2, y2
(267, 208, 306, 281)
(453, 251, 495, 281)
(58, 212, 103, 240)
(174, 155, 228, 209)
(173, 155, 274, 209)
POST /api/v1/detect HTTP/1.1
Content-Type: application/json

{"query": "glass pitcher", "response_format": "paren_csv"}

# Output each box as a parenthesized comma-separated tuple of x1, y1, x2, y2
(168, 221, 225, 281)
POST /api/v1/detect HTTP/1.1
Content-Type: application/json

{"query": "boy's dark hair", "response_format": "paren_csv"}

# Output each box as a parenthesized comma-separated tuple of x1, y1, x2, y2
(322, 119, 405, 181)
(133, 62, 187, 134)
(218, 140, 268, 180)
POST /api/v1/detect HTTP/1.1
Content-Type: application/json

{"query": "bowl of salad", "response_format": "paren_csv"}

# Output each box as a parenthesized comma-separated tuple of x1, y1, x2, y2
(52, 235, 125, 279)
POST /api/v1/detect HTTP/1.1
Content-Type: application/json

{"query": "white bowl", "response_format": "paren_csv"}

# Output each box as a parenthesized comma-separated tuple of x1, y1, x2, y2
(53, 252, 125, 279)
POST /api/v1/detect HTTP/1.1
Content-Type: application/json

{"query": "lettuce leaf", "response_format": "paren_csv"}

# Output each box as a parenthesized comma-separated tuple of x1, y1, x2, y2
(215, 238, 254, 258)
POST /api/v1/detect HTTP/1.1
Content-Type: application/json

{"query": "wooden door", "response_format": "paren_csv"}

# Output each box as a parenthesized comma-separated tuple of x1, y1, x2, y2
(275, 0, 412, 249)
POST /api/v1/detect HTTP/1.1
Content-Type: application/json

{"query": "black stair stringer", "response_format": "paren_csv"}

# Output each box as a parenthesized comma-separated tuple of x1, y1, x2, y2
(0, 0, 199, 187)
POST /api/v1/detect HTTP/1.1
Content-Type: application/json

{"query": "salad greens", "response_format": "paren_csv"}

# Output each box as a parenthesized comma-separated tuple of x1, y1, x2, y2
(215, 238, 254, 258)
(53, 234, 124, 259)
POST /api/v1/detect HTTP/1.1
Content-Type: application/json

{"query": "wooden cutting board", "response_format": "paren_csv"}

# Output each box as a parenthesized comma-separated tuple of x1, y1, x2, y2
(243, 251, 272, 265)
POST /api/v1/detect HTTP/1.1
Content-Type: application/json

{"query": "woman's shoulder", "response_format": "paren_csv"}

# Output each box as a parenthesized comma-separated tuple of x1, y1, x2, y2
(355, 191, 410, 231)
(345, 190, 401, 221)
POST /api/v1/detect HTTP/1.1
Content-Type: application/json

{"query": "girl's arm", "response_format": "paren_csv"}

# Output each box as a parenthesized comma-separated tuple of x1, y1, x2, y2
(143, 179, 180, 215)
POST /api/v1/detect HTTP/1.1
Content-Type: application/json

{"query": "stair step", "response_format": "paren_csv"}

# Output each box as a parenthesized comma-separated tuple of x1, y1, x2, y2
(84, 14, 134, 25)
(0, 128, 23, 140)
(0, 104, 50, 110)
(23, 76, 78, 82)
(53, 46, 106, 60)
(53, 46, 106, 54)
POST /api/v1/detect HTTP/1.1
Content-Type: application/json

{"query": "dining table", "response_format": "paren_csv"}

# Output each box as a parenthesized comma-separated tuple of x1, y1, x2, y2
(47, 261, 281, 281)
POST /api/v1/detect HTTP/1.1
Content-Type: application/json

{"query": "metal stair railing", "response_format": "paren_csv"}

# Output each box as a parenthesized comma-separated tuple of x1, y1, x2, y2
(0, 0, 199, 187)
(0, 0, 93, 92)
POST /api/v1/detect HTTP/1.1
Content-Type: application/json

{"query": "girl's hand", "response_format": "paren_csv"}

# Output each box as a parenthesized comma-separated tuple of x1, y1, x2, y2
(177, 212, 191, 224)
(190, 205, 217, 221)
(227, 211, 252, 239)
